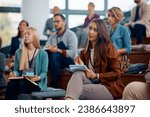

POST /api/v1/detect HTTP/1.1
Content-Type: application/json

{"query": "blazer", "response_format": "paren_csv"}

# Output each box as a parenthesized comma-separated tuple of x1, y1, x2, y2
(80, 42, 123, 99)
(129, 2, 150, 37)
(10, 36, 20, 56)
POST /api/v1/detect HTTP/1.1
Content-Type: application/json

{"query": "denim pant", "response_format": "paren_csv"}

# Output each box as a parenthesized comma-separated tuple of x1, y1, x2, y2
(129, 24, 146, 44)
(46, 51, 74, 88)
(5, 79, 40, 100)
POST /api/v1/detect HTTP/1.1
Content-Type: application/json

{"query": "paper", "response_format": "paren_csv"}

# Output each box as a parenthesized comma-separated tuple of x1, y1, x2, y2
(8, 77, 23, 79)
(8, 76, 38, 86)
(69, 65, 88, 72)
(25, 76, 38, 86)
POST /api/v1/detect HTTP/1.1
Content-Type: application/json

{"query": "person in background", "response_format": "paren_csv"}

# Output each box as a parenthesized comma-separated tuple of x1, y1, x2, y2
(76, 2, 100, 48)
(9, 20, 29, 69)
(124, 0, 150, 44)
(0, 37, 7, 89)
(107, 7, 132, 73)
(44, 13, 78, 88)
(65, 19, 124, 100)
(122, 69, 150, 100)
(123, 59, 150, 100)
(5, 27, 48, 100)
(43, 6, 61, 38)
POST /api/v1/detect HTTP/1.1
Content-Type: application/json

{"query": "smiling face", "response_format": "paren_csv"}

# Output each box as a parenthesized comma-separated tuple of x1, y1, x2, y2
(87, 22, 98, 43)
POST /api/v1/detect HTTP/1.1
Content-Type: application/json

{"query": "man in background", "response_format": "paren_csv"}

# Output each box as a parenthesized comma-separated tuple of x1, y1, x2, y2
(124, 0, 150, 44)
(43, 6, 61, 38)
(44, 14, 78, 88)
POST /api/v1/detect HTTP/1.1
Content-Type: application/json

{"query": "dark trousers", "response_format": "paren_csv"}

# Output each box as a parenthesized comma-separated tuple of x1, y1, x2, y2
(129, 24, 146, 44)
(46, 51, 74, 88)
(5, 79, 40, 100)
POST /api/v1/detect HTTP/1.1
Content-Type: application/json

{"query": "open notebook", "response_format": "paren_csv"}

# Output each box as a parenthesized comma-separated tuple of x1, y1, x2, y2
(8, 76, 38, 86)
(69, 65, 88, 72)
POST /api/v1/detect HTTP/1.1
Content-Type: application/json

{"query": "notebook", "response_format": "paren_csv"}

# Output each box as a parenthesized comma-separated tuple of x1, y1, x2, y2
(69, 65, 88, 72)
(8, 76, 38, 86)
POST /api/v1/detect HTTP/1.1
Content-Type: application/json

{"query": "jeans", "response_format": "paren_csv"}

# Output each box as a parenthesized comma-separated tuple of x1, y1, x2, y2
(129, 24, 146, 44)
(5, 79, 40, 100)
(46, 51, 74, 88)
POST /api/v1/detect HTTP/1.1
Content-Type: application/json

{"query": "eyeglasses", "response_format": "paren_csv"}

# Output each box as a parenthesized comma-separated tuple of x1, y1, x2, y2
(88, 26, 98, 32)
(53, 20, 60, 23)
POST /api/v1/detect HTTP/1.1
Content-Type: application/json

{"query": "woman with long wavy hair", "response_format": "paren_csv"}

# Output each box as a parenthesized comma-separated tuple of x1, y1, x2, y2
(65, 19, 124, 100)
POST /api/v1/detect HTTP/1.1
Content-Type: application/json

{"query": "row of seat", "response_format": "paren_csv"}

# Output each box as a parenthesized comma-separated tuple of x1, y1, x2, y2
(1, 48, 150, 100)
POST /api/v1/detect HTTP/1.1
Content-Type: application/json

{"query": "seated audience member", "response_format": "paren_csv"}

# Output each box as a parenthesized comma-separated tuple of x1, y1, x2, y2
(124, 0, 150, 44)
(0, 37, 7, 89)
(5, 27, 48, 100)
(107, 7, 132, 73)
(44, 14, 78, 88)
(9, 20, 29, 69)
(65, 19, 124, 100)
(123, 59, 150, 100)
(43, 6, 61, 38)
(76, 2, 100, 48)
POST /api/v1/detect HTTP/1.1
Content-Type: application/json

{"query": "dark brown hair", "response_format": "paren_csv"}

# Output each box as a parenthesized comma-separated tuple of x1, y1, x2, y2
(85, 18, 111, 60)
(17, 20, 29, 37)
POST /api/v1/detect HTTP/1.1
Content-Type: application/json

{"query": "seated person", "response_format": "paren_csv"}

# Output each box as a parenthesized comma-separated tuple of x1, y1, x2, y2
(76, 2, 100, 48)
(124, 0, 150, 44)
(9, 20, 29, 69)
(107, 7, 132, 73)
(44, 14, 78, 88)
(5, 27, 48, 100)
(0, 37, 6, 89)
(65, 19, 124, 100)
(43, 6, 61, 38)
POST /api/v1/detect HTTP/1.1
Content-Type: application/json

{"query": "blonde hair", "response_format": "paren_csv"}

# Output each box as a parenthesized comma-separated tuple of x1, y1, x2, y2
(108, 7, 124, 22)
(19, 27, 40, 70)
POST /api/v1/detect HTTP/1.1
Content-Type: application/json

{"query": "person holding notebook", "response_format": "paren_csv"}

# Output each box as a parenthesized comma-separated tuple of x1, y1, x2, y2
(65, 19, 124, 100)
(5, 27, 48, 100)
(44, 13, 78, 88)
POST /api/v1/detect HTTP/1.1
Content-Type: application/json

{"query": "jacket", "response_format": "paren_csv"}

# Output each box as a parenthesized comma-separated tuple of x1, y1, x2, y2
(80, 42, 124, 99)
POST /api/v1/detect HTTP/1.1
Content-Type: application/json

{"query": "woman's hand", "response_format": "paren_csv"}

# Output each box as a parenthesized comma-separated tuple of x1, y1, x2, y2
(85, 69, 96, 79)
(74, 56, 84, 65)
(28, 76, 41, 82)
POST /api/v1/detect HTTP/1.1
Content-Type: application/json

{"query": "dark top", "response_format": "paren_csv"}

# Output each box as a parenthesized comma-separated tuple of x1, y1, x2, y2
(0, 52, 5, 78)
(10, 36, 20, 57)
(83, 14, 100, 28)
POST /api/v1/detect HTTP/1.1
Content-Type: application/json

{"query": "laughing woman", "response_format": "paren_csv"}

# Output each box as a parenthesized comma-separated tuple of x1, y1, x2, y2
(65, 19, 124, 100)
(5, 27, 48, 100)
